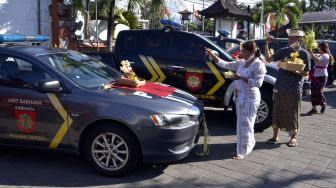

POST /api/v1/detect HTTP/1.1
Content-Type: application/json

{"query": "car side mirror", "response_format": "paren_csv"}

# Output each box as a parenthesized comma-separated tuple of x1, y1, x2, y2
(37, 80, 62, 93)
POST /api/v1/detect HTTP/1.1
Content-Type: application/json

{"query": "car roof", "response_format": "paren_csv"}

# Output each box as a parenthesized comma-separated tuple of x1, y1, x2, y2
(248, 38, 288, 42)
(0, 45, 69, 56)
(204, 35, 243, 42)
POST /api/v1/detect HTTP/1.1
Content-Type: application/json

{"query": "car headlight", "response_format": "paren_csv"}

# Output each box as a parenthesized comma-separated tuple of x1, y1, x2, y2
(150, 114, 194, 127)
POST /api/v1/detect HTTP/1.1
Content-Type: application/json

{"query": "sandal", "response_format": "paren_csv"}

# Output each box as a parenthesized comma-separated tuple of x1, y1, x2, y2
(265, 138, 279, 144)
(233, 155, 245, 160)
(307, 109, 318, 115)
(287, 138, 298, 147)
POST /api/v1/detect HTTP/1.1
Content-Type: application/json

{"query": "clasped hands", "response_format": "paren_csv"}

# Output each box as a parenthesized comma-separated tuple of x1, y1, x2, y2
(234, 73, 249, 83)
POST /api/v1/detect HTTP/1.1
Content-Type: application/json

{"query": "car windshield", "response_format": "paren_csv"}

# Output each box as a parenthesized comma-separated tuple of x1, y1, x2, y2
(38, 51, 121, 89)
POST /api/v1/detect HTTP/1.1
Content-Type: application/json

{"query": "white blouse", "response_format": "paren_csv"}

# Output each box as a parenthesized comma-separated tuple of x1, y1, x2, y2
(217, 58, 267, 104)
(314, 53, 329, 77)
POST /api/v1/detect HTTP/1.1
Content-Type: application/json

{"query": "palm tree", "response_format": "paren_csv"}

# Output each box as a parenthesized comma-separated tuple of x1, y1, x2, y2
(148, 0, 166, 29)
(140, 0, 166, 29)
(263, 0, 302, 37)
(72, 0, 165, 51)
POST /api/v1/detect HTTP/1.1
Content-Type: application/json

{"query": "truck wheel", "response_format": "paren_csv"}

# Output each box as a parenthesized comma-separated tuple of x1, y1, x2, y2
(84, 124, 139, 176)
(254, 88, 273, 131)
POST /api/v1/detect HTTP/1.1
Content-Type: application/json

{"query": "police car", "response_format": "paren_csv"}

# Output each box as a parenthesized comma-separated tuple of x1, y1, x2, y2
(114, 20, 278, 131)
(0, 34, 204, 176)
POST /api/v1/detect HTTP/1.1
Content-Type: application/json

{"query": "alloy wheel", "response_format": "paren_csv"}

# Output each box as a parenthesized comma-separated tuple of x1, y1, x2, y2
(91, 133, 129, 171)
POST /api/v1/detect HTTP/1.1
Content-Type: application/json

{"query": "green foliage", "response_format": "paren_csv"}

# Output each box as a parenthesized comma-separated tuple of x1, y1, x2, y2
(263, 0, 302, 29)
(123, 11, 138, 29)
(187, 23, 199, 31)
(204, 19, 214, 33)
(138, 0, 166, 29)
(308, 0, 336, 11)
(89, 0, 111, 20)
(114, 9, 129, 26)
(71, 0, 84, 13)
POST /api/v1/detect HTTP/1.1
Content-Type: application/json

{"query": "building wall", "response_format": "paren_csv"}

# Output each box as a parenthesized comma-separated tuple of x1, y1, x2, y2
(215, 18, 237, 38)
(0, 0, 51, 45)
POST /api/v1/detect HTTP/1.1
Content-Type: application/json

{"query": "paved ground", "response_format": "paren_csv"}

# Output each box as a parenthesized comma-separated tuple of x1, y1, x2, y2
(1, 87, 336, 188)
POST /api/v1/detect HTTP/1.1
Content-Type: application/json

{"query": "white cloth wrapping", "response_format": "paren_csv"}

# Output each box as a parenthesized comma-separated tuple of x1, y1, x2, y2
(217, 58, 266, 156)
(314, 53, 329, 77)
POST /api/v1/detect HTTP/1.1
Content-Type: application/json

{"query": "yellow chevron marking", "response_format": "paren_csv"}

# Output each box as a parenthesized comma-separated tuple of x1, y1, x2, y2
(206, 62, 225, 95)
(139, 55, 159, 82)
(47, 93, 73, 149)
(147, 57, 166, 83)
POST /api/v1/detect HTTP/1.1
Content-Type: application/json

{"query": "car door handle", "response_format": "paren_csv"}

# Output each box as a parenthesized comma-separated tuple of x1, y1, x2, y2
(169, 65, 184, 70)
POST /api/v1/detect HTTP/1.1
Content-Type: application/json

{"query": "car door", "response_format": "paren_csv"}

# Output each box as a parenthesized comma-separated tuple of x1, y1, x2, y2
(0, 53, 68, 149)
(168, 31, 229, 100)
(122, 31, 171, 85)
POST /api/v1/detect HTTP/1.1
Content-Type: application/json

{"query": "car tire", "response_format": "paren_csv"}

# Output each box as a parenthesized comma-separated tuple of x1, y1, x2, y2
(84, 124, 139, 176)
(254, 88, 273, 132)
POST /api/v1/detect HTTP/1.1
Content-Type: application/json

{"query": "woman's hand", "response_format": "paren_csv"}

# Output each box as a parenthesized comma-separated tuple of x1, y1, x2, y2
(235, 73, 248, 83)
(265, 35, 273, 46)
(205, 47, 219, 63)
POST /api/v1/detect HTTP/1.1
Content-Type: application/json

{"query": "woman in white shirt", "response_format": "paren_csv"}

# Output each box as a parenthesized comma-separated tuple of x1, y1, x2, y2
(205, 41, 266, 160)
(308, 43, 334, 114)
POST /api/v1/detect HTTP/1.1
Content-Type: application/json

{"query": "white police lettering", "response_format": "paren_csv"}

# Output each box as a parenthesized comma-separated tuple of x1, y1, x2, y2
(133, 91, 152, 99)
(7, 98, 42, 106)
(15, 105, 36, 112)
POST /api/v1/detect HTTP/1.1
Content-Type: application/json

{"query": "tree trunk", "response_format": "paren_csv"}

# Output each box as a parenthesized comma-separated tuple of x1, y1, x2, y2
(83, 0, 90, 39)
(107, 0, 115, 52)
(275, 22, 279, 38)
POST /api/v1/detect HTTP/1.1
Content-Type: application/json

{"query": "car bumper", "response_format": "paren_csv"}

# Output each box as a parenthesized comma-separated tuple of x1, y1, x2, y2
(141, 116, 204, 163)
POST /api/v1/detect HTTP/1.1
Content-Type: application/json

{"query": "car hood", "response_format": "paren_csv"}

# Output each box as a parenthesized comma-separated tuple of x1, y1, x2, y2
(96, 82, 203, 114)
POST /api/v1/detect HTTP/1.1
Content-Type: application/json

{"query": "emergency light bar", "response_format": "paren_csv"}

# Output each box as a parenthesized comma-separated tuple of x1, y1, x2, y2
(0, 34, 49, 43)
(160, 19, 183, 30)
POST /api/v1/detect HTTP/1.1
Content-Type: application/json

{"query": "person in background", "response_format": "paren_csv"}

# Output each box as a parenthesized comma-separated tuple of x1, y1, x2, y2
(307, 43, 334, 114)
(264, 29, 311, 147)
(205, 41, 266, 160)
(326, 53, 335, 87)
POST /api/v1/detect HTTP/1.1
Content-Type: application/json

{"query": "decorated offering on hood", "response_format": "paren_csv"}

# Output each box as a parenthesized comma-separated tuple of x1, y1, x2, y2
(117, 60, 145, 87)
(120, 60, 139, 81)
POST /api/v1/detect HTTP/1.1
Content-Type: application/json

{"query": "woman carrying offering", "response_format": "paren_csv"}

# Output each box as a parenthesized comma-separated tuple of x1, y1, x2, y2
(308, 43, 334, 114)
(205, 41, 266, 160)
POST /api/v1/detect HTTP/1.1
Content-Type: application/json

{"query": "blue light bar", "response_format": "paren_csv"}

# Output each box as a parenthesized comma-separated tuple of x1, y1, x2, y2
(0, 34, 50, 43)
(160, 19, 183, 29)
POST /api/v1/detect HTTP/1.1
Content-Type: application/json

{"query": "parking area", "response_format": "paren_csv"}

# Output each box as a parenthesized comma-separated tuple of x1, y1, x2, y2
(1, 88, 336, 188)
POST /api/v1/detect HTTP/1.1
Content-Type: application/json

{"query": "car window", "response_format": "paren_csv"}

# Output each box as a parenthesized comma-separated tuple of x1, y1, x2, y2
(0, 54, 52, 89)
(173, 32, 205, 62)
(39, 51, 121, 89)
(327, 43, 336, 57)
(256, 41, 278, 55)
(135, 32, 169, 57)
(125, 32, 136, 52)
(278, 40, 288, 49)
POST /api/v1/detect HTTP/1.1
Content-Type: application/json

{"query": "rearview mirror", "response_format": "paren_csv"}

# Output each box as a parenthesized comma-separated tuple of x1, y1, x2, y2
(37, 80, 62, 93)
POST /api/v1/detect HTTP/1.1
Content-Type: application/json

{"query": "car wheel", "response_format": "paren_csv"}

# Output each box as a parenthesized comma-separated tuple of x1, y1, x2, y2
(84, 124, 139, 176)
(254, 88, 273, 131)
